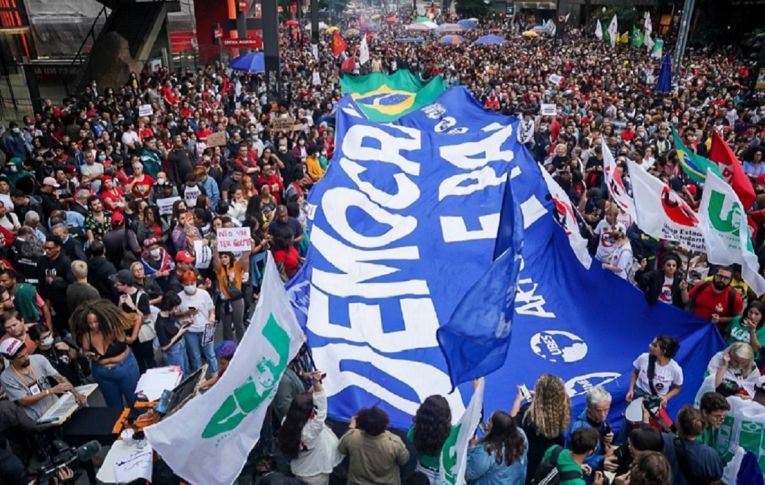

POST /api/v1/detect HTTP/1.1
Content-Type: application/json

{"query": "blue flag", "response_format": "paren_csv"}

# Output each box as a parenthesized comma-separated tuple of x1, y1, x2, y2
(437, 175, 524, 388)
(655, 54, 672, 94)
(288, 87, 724, 429)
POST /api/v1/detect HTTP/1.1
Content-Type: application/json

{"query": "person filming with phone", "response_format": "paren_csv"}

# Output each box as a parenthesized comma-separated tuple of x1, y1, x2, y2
(155, 291, 189, 376)
(565, 386, 619, 481)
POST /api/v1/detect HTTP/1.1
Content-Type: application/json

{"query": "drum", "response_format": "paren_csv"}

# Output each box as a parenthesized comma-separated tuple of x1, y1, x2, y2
(624, 397, 645, 430)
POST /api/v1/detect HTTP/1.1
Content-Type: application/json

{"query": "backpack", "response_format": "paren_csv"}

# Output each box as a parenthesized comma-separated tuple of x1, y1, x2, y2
(530, 446, 582, 485)
(688, 281, 736, 314)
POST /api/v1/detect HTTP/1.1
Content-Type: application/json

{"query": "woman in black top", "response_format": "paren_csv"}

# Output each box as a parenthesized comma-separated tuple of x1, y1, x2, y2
(511, 374, 571, 483)
(111, 269, 156, 374)
(156, 291, 189, 376)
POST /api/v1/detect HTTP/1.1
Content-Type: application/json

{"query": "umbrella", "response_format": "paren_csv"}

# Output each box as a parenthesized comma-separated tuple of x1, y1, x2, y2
(371, 13, 381, 20)
(229, 52, 264, 73)
(284, 20, 299, 27)
(437, 23, 465, 33)
(325, 26, 339, 33)
(457, 19, 477, 29)
(521, 30, 539, 38)
(414, 16, 432, 24)
(474, 34, 507, 45)
(439, 34, 465, 45)
(345, 28, 360, 36)
(386, 16, 399, 23)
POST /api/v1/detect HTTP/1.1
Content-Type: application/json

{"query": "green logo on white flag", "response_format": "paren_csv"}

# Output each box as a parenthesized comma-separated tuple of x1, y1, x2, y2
(707, 190, 753, 252)
(202, 314, 289, 438)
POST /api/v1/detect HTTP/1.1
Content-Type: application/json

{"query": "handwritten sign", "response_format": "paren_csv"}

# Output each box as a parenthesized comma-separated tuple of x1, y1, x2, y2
(547, 74, 564, 86)
(113, 446, 153, 483)
(157, 196, 180, 216)
(194, 240, 212, 269)
(540, 103, 557, 116)
(138, 104, 153, 117)
(271, 116, 304, 132)
(217, 227, 251, 252)
(206, 131, 227, 147)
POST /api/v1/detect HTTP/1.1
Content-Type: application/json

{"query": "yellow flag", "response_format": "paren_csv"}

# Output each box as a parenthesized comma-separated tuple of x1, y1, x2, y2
(618, 31, 629, 44)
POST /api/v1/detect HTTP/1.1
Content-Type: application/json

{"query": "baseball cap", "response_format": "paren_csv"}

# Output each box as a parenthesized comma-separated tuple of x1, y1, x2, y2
(111, 211, 124, 227)
(0, 338, 25, 358)
(175, 251, 195, 263)
(143, 237, 158, 248)
(109, 269, 134, 286)
(215, 340, 238, 360)
(42, 177, 60, 188)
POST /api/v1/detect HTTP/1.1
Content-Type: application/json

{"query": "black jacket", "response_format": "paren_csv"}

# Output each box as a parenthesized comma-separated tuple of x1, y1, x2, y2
(635, 269, 684, 308)
(87, 256, 117, 300)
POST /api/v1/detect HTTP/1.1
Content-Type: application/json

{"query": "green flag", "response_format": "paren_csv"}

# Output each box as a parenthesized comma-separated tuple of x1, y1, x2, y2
(340, 69, 447, 122)
(651, 39, 664, 58)
(631, 26, 644, 47)
(672, 126, 721, 183)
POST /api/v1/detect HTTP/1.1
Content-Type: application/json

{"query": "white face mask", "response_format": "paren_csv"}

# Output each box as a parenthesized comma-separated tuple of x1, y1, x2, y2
(184, 284, 196, 294)
(156, 178, 165, 185)
(150, 248, 161, 258)
(41, 335, 54, 347)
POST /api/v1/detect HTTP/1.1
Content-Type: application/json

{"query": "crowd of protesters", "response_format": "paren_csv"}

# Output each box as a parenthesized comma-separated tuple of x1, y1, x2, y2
(0, 3, 763, 484)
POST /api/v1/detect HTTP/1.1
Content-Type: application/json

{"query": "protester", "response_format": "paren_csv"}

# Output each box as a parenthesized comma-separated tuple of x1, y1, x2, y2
(565, 386, 617, 476)
(177, 270, 217, 375)
(465, 410, 528, 484)
(660, 406, 724, 485)
(532, 427, 599, 485)
(407, 395, 452, 482)
(155, 291, 189, 375)
(707, 342, 761, 398)
(70, 299, 140, 407)
(512, 375, 571, 483)
(338, 406, 410, 485)
(276, 371, 343, 485)
(635, 253, 688, 308)
(687, 266, 744, 335)
(626, 336, 683, 408)
(697, 392, 730, 451)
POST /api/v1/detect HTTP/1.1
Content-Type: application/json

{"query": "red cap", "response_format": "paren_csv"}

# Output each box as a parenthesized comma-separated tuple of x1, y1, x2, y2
(175, 251, 195, 263)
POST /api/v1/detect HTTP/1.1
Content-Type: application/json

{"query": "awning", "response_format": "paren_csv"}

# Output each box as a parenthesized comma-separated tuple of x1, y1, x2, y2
(514, 1, 557, 10)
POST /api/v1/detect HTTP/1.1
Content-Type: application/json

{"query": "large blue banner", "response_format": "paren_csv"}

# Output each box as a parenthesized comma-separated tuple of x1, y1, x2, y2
(289, 87, 724, 429)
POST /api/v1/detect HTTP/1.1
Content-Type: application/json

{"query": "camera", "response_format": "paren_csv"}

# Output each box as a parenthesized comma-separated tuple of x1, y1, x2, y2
(30, 440, 100, 484)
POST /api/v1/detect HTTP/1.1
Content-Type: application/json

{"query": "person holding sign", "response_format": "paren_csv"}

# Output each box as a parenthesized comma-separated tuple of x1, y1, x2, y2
(212, 245, 250, 343)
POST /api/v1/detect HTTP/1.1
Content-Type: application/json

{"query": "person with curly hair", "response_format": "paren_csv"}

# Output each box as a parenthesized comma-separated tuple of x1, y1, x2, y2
(70, 299, 140, 407)
(406, 395, 453, 483)
(465, 410, 528, 484)
(511, 374, 571, 484)
(276, 371, 343, 485)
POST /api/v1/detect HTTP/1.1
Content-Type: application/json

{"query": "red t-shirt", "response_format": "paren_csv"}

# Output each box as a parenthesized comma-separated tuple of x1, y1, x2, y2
(688, 282, 743, 334)
(257, 175, 284, 204)
(273, 247, 300, 279)
(129, 175, 156, 199)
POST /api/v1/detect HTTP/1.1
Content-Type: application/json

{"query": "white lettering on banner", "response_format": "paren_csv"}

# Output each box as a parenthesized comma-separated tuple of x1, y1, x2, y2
(421, 103, 446, 119)
(530, 330, 588, 363)
(339, 157, 420, 210)
(341, 124, 422, 176)
(438, 166, 507, 201)
(434, 117, 457, 133)
(440, 214, 500, 242)
(565, 372, 622, 397)
(515, 278, 556, 318)
(439, 125, 515, 170)
(322, 187, 418, 249)
(313, 342, 465, 418)
(311, 225, 429, 298)
(308, 286, 439, 351)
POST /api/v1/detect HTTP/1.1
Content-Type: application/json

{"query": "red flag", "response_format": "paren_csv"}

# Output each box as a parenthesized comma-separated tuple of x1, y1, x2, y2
(341, 45, 357, 73)
(331, 31, 347, 56)
(709, 129, 756, 210)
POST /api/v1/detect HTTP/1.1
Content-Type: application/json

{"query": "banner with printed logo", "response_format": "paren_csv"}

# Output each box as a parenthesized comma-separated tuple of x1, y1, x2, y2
(289, 87, 723, 429)
(627, 160, 706, 251)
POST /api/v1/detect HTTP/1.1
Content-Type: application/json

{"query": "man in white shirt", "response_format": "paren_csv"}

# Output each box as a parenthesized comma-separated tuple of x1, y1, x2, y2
(177, 271, 217, 375)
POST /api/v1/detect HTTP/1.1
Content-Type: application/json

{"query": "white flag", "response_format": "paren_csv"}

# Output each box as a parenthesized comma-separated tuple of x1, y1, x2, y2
(608, 15, 618, 48)
(644, 32, 655, 51)
(643, 11, 653, 38)
(146, 253, 305, 485)
(699, 170, 765, 295)
(595, 19, 603, 40)
(359, 34, 370, 66)
(540, 165, 593, 269)
(627, 160, 705, 251)
(439, 378, 485, 485)
(602, 139, 636, 221)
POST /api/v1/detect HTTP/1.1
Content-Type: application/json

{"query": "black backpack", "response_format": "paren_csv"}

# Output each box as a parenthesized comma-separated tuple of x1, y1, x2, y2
(530, 446, 583, 485)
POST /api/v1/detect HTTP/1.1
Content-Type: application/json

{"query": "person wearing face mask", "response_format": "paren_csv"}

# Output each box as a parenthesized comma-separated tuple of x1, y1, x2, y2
(0, 123, 28, 160)
(31, 323, 84, 386)
(177, 270, 217, 375)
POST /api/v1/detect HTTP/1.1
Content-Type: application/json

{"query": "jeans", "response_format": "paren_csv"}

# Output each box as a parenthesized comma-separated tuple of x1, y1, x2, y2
(92, 350, 140, 407)
(184, 331, 217, 375)
(163, 339, 189, 377)
(222, 298, 245, 342)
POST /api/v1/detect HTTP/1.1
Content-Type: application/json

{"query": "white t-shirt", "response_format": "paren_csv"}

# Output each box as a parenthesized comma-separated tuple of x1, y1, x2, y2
(633, 352, 683, 397)
(178, 288, 214, 333)
(595, 220, 626, 262)
(658, 276, 674, 304)
(608, 243, 633, 279)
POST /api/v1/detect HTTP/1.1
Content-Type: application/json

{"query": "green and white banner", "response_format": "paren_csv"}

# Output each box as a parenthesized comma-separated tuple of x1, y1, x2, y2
(146, 253, 305, 484)
(699, 170, 765, 296)
(440, 378, 485, 485)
